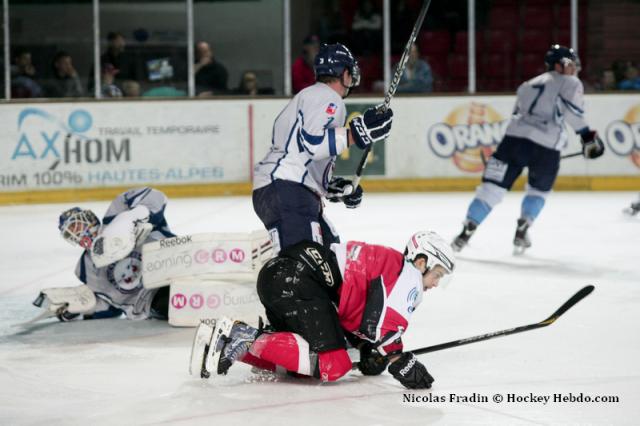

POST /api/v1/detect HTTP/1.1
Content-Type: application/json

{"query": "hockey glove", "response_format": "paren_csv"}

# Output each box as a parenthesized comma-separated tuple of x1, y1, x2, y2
(388, 352, 434, 389)
(580, 130, 605, 159)
(349, 104, 393, 149)
(326, 177, 363, 209)
(357, 342, 389, 376)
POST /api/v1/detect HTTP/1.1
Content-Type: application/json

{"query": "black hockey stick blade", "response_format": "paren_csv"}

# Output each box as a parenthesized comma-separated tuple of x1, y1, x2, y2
(351, 285, 594, 369)
(351, 0, 433, 188)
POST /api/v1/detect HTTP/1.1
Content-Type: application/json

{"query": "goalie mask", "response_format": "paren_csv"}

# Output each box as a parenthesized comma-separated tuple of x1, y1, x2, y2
(404, 230, 456, 276)
(59, 207, 101, 249)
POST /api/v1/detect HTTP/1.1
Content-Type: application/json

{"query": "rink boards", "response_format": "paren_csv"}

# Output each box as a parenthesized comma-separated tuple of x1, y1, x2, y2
(1, 94, 639, 204)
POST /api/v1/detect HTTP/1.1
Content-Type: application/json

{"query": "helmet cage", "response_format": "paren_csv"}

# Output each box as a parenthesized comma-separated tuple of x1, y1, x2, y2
(59, 208, 100, 249)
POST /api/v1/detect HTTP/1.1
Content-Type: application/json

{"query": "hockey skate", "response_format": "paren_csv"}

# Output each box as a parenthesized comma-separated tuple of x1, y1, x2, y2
(204, 317, 260, 377)
(189, 319, 217, 378)
(623, 201, 640, 216)
(451, 221, 477, 252)
(513, 218, 532, 255)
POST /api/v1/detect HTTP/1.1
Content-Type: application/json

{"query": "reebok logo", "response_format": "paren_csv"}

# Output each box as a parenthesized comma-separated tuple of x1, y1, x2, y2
(160, 235, 193, 248)
(399, 355, 416, 377)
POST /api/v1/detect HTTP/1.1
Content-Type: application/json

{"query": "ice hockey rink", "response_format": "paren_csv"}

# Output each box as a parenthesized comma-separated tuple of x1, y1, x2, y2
(1, 191, 638, 425)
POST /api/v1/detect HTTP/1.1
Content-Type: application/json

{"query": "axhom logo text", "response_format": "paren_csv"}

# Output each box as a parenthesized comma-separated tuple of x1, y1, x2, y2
(11, 108, 130, 168)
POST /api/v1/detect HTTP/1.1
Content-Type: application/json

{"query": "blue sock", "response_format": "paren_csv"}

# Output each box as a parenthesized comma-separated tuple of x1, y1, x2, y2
(521, 195, 545, 222)
(466, 198, 492, 225)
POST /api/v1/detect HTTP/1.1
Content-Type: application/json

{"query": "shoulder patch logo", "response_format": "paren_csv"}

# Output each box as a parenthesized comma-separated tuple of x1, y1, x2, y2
(326, 103, 337, 115)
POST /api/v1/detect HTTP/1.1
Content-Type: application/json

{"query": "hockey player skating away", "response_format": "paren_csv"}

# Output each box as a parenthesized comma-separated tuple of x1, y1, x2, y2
(252, 43, 394, 254)
(190, 231, 455, 389)
(452, 45, 605, 255)
(32, 187, 175, 323)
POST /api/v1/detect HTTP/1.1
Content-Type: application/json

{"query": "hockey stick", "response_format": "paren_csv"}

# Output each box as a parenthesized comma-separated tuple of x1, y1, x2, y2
(350, 0, 433, 190)
(561, 151, 583, 159)
(352, 285, 594, 368)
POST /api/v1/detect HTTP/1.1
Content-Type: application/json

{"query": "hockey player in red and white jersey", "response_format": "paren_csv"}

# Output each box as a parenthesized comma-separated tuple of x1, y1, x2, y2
(190, 230, 455, 389)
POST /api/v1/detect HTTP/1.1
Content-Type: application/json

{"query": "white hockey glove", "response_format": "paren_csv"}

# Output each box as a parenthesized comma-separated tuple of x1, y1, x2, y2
(349, 104, 393, 149)
(32, 284, 97, 322)
(91, 205, 150, 268)
(326, 177, 363, 209)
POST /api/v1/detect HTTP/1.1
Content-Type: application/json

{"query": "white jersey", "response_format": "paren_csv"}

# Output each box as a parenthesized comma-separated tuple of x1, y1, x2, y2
(505, 71, 589, 151)
(75, 187, 173, 319)
(253, 82, 349, 196)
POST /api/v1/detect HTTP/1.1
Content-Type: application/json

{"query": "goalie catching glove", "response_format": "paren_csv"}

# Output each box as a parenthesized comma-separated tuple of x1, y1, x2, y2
(579, 129, 605, 159)
(326, 177, 363, 209)
(388, 352, 434, 389)
(349, 104, 393, 149)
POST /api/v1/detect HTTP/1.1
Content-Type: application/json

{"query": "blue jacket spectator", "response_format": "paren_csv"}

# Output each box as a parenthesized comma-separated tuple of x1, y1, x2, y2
(395, 44, 433, 93)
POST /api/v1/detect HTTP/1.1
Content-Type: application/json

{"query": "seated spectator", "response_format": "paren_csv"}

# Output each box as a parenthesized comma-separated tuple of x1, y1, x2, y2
(618, 62, 640, 90)
(351, 0, 382, 55)
(122, 80, 141, 97)
(234, 71, 275, 96)
(195, 41, 228, 96)
(45, 51, 84, 98)
(10, 48, 43, 98)
(394, 44, 433, 93)
(101, 63, 123, 98)
(89, 31, 138, 92)
(292, 34, 320, 94)
(142, 79, 187, 98)
(597, 69, 617, 91)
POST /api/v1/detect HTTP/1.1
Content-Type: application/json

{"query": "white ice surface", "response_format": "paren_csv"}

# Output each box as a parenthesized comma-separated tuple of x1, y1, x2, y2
(1, 191, 639, 425)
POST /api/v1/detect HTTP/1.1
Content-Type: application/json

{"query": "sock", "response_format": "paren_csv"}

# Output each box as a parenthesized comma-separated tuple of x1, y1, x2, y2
(466, 198, 492, 225)
(521, 195, 545, 222)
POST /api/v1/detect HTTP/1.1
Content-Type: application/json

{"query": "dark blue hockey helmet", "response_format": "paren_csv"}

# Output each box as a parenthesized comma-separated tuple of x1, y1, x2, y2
(544, 44, 578, 71)
(314, 43, 361, 88)
(59, 207, 100, 248)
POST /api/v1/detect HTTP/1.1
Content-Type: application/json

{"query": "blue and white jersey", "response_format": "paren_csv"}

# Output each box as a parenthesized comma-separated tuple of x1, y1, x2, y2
(505, 71, 589, 151)
(253, 82, 349, 196)
(74, 187, 174, 319)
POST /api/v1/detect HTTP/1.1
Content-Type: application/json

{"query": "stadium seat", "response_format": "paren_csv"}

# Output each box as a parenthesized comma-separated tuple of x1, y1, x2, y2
(454, 31, 485, 54)
(520, 53, 545, 80)
(418, 31, 451, 55)
(521, 30, 552, 54)
(488, 6, 519, 30)
(522, 6, 554, 30)
(485, 29, 516, 54)
(448, 54, 468, 80)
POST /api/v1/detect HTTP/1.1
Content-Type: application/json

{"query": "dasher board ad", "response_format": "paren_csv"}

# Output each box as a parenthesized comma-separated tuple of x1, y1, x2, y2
(0, 100, 249, 192)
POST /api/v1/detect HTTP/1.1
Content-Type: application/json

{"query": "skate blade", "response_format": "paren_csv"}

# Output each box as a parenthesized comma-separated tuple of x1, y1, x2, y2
(189, 321, 215, 378)
(513, 244, 529, 256)
(204, 316, 235, 377)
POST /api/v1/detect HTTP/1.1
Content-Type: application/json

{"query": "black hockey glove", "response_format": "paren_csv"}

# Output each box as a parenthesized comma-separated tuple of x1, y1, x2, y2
(388, 352, 434, 389)
(326, 177, 363, 209)
(349, 104, 393, 149)
(580, 130, 605, 159)
(357, 342, 389, 376)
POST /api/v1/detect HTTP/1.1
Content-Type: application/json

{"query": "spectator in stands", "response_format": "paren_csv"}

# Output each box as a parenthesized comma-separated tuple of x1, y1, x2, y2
(101, 63, 123, 98)
(46, 51, 84, 98)
(618, 62, 640, 90)
(597, 69, 617, 91)
(395, 44, 433, 93)
(10, 48, 43, 98)
(351, 0, 382, 55)
(195, 41, 228, 96)
(101, 32, 138, 83)
(122, 80, 141, 97)
(292, 34, 320, 94)
(234, 71, 274, 96)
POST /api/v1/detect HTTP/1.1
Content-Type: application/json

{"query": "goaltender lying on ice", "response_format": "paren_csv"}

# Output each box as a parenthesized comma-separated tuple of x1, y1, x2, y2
(22, 186, 272, 327)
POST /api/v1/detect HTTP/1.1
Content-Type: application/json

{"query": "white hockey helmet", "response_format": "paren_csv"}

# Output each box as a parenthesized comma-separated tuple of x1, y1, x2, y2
(58, 207, 101, 249)
(404, 230, 456, 275)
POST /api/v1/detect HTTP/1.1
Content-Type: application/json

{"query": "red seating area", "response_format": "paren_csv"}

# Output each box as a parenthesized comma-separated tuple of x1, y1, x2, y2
(346, 0, 588, 92)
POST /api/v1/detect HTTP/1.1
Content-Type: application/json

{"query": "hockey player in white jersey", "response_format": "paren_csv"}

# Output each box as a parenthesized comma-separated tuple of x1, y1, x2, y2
(452, 45, 605, 254)
(33, 187, 175, 322)
(252, 43, 393, 253)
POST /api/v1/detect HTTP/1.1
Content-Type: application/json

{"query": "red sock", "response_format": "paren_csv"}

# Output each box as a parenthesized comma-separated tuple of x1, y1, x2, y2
(249, 332, 351, 381)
